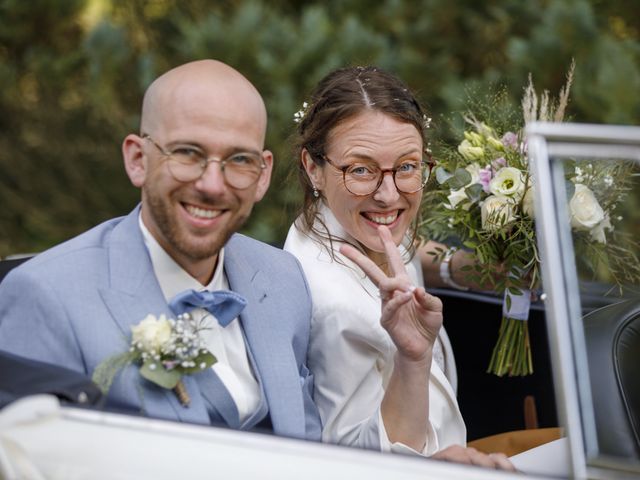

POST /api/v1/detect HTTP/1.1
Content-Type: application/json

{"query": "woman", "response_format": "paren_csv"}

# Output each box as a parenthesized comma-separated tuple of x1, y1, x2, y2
(283, 66, 470, 456)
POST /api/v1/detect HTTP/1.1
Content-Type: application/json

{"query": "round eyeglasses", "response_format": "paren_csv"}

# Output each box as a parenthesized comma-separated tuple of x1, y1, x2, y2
(143, 135, 267, 189)
(322, 155, 434, 196)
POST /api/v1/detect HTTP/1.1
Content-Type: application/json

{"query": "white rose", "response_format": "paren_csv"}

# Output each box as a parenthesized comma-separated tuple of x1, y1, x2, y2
(589, 214, 612, 244)
(458, 139, 484, 161)
(131, 314, 172, 351)
(570, 184, 605, 231)
(522, 185, 535, 218)
(481, 195, 516, 231)
(489, 167, 526, 199)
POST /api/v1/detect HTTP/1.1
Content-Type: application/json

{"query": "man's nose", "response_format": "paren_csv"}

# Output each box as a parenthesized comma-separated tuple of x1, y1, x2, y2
(194, 160, 227, 195)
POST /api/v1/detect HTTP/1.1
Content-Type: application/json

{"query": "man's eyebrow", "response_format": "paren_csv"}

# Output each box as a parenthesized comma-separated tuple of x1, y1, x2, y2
(166, 140, 261, 156)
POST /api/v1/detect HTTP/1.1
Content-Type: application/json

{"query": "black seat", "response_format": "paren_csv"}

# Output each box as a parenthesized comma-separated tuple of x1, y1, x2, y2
(0, 256, 32, 284)
(0, 350, 103, 408)
(583, 298, 640, 459)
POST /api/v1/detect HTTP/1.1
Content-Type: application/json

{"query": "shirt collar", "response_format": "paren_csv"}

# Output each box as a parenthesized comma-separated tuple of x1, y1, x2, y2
(138, 214, 226, 301)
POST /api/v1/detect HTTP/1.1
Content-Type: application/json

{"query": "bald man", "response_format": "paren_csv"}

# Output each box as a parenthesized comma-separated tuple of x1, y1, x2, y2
(0, 60, 322, 441)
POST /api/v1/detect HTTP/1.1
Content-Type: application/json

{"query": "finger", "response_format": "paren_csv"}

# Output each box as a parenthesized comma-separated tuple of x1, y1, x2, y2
(413, 288, 443, 313)
(488, 453, 517, 472)
(378, 276, 415, 296)
(467, 449, 497, 469)
(378, 225, 406, 277)
(386, 288, 414, 307)
(339, 243, 387, 287)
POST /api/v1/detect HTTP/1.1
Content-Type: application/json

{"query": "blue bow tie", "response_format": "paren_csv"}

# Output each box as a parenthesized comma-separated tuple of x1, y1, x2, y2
(169, 289, 247, 327)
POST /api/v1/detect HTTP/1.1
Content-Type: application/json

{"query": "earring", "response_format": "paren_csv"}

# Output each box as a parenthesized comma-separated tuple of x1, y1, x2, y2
(313, 186, 320, 198)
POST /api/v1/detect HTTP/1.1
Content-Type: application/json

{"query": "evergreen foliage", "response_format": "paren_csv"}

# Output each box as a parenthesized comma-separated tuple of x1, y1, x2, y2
(1, 0, 638, 256)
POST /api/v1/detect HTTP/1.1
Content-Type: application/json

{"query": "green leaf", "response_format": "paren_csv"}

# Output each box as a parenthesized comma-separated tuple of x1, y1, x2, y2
(465, 183, 484, 203)
(447, 168, 472, 189)
(180, 351, 218, 374)
(435, 166, 453, 184)
(140, 362, 181, 389)
(92, 351, 137, 395)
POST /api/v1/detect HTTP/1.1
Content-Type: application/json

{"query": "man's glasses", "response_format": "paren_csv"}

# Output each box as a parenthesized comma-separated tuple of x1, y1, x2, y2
(143, 135, 267, 189)
(322, 155, 434, 196)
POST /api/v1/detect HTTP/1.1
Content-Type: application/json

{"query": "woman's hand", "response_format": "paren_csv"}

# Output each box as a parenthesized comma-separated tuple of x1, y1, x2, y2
(431, 445, 517, 472)
(340, 225, 443, 362)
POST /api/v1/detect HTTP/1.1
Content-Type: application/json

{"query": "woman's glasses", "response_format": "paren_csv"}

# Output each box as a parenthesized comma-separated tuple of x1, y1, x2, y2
(322, 155, 434, 196)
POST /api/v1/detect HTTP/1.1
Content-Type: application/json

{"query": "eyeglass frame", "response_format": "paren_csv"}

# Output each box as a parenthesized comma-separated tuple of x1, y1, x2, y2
(142, 134, 268, 189)
(319, 153, 435, 196)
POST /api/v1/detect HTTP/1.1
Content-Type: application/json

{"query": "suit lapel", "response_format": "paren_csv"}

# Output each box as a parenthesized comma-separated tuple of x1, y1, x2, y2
(98, 207, 210, 425)
(224, 237, 306, 438)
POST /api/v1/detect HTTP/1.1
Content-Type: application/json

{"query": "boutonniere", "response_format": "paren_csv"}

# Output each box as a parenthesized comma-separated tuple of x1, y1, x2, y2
(93, 312, 216, 407)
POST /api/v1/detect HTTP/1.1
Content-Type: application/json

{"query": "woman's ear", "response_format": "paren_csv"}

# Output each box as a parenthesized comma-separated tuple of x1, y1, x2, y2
(122, 134, 147, 188)
(301, 149, 325, 190)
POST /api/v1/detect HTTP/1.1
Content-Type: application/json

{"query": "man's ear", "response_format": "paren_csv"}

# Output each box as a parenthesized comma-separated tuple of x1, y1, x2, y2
(122, 134, 147, 188)
(253, 150, 274, 202)
(301, 149, 325, 190)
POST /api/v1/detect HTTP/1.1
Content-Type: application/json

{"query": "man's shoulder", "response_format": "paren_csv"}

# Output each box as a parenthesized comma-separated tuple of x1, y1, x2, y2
(227, 233, 296, 262)
(6, 215, 128, 280)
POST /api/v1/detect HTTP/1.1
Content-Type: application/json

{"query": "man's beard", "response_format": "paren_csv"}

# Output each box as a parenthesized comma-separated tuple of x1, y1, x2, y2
(145, 189, 245, 262)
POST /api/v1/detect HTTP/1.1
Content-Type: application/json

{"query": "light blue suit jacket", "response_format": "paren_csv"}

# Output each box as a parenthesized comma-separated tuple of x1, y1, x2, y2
(0, 207, 321, 441)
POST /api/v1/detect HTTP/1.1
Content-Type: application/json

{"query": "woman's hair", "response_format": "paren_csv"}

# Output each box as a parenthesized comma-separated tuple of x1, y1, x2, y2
(292, 65, 430, 257)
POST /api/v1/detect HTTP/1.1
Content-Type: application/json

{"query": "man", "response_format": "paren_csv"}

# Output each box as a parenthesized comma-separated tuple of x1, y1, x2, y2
(0, 60, 321, 441)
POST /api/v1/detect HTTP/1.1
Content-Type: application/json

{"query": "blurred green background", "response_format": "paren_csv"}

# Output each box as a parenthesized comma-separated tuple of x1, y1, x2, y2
(1, 0, 638, 257)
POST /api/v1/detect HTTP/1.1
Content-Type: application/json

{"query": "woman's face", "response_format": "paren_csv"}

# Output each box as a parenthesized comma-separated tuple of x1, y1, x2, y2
(305, 110, 423, 264)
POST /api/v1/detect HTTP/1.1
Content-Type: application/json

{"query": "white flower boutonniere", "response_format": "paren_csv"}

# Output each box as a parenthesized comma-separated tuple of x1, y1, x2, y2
(93, 313, 216, 407)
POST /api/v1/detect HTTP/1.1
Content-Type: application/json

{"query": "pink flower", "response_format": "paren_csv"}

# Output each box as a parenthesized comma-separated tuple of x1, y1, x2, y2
(479, 166, 493, 193)
(501, 131, 518, 149)
(492, 157, 507, 170)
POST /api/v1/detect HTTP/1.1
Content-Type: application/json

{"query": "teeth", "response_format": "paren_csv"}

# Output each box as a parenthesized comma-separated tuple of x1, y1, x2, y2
(186, 205, 221, 219)
(366, 212, 398, 225)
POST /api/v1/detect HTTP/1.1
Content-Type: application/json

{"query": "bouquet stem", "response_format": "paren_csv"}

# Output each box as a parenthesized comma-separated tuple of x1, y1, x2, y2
(173, 380, 191, 407)
(487, 289, 533, 376)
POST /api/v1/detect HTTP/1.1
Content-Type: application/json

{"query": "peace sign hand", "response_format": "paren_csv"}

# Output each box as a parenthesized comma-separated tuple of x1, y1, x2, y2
(340, 225, 443, 362)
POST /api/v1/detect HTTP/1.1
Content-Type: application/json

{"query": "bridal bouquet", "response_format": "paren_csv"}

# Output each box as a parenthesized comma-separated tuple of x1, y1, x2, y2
(93, 313, 216, 406)
(420, 62, 640, 376)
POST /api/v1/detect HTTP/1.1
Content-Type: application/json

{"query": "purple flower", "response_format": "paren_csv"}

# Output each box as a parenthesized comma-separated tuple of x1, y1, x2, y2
(491, 157, 507, 170)
(479, 166, 493, 192)
(501, 131, 518, 149)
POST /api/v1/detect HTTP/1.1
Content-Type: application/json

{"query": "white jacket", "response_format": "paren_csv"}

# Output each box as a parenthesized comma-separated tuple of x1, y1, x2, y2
(284, 204, 466, 455)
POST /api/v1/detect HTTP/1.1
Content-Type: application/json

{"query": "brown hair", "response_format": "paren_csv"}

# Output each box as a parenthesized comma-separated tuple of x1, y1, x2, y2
(292, 65, 429, 257)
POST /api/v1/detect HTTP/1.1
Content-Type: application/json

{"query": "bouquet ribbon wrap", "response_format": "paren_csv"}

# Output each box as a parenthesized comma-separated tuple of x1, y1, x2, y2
(502, 289, 531, 320)
(488, 289, 533, 376)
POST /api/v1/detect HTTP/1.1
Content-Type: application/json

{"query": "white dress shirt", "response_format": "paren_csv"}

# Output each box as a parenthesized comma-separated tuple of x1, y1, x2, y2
(139, 217, 261, 422)
(283, 204, 466, 455)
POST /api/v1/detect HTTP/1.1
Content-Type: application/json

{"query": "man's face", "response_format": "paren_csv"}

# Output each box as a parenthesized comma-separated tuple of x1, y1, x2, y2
(131, 76, 272, 281)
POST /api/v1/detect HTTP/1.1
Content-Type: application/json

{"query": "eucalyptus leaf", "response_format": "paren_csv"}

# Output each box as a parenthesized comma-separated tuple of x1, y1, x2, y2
(435, 166, 453, 184)
(140, 362, 181, 389)
(181, 351, 218, 374)
(465, 183, 484, 203)
(447, 168, 473, 189)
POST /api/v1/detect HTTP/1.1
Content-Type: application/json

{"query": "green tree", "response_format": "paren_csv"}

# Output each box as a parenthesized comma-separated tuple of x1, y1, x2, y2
(1, 0, 638, 256)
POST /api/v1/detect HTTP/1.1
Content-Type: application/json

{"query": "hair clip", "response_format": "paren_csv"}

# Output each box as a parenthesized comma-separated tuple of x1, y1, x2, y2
(293, 101, 309, 124)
